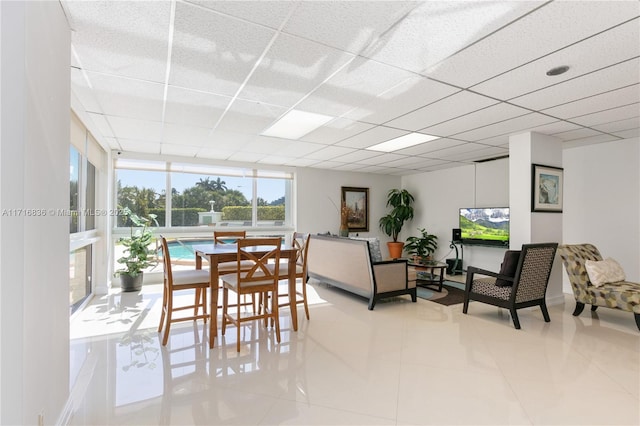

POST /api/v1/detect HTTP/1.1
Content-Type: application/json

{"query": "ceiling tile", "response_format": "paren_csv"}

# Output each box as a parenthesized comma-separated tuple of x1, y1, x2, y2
(102, 137, 121, 150)
(160, 143, 200, 157)
(394, 138, 466, 156)
(86, 72, 165, 122)
(216, 99, 287, 134)
(444, 146, 508, 162)
(568, 103, 640, 127)
(67, 1, 171, 82)
(258, 155, 297, 166)
(613, 128, 640, 139)
(164, 87, 230, 127)
(355, 152, 405, 166)
(304, 146, 357, 161)
(385, 91, 498, 131)
(420, 102, 530, 137)
(542, 84, 640, 119)
(242, 136, 292, 155)
(472, 18, 640, 100)
(87, 112, 115, 138)
(563, 134, 621, 148)
(344, 76, 459, 124)
(593, 117, 640, 134)
(272, 140, 326, 158)
(551, 128, 603, 141)
(239, 33, 355, 106)
(195, 147, 236, 160)
(510, 58, 640, 111)
(283, 158, 321, 168)
(118, 138, 161, 154)
(364, 1, 545, 74)
(527, 121, 582, 136)
(335, 126, 406, 149)
(296, 57, 415, 117)
(328, 150, 384, 163)
(188, 0, 295, 29)
(71, 68, 103, 113)
(170, 2, 276, 95)
(107, 116, 163, 142)
(284, 1, 415, 54)
(162, 123, 211, 145)
(453, 113, 556, 142)
(206, 130, 255, 150)
(428, 1, 639, 87)
(227, 151, 268, 163)
(301, 118, 375, 145)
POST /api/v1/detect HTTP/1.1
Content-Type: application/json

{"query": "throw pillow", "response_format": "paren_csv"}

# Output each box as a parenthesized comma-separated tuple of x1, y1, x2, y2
(495, 250, 521, 287)
(350, 237, 383, 262)
(585, 257, 626, 287)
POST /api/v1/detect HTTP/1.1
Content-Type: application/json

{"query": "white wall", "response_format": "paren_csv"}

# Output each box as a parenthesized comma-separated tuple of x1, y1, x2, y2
(296, 168, 400, 257)
(563, 137, 640, 286)
(403, 159, 510, 271)
(0, 2, 70, 424)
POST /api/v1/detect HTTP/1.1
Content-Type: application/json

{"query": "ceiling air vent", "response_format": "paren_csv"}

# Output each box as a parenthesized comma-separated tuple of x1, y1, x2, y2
(475, 155, 509, 163)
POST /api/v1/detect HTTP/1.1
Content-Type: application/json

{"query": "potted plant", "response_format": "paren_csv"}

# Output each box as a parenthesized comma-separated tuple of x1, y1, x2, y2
(115, 207, 158, 292)
(405, 228, 438, 265)
(378, 188, 415, 259)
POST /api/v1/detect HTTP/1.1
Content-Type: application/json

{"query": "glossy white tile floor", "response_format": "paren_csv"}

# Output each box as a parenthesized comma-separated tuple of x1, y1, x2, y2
(69, 280, 640, 425)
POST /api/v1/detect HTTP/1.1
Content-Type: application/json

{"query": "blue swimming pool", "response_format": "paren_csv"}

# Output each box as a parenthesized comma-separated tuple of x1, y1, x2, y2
(162, 239, 211, 260)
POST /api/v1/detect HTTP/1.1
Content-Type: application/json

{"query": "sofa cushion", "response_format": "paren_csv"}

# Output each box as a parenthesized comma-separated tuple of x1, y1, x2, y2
(585, 257, 626, 287)
(350, 237, 382, 262)
(495, 250, 521, 287)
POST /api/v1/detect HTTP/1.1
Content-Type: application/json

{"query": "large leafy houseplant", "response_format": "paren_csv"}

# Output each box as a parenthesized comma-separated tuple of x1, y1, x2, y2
(115, 207, 158, 291)
(405, 228, 438, 264)
(378, 189, 415, 258)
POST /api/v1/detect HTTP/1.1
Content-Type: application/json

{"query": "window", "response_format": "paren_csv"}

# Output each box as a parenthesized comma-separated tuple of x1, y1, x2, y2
(70, 246, 92, 314)
(114, 160, 293, 228)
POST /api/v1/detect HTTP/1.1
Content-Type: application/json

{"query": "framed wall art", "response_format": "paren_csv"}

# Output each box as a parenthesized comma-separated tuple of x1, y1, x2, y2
(532, 164, 563, 213)
(341, 186, 369, 232)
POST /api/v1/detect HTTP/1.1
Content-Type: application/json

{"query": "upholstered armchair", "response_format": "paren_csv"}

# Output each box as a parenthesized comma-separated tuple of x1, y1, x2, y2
(558, 244, 640, 331)
(463, 243, 558, 329)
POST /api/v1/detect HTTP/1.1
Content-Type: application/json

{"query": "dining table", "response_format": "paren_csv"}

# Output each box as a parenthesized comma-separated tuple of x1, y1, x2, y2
(193, 242, 299, 349)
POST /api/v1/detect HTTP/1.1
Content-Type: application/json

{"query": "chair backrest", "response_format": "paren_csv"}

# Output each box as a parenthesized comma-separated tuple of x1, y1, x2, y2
(512, 243, 558, 303)
(292, 232, 311, 273)
(214, 230, 246, 244)
(558, 243, 602, 298)
(236, 237, 281, 287)
(159, 235, 173, 284)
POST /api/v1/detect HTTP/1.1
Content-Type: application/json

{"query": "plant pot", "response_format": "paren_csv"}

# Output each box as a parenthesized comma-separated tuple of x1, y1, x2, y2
(387, 241, 404, 259)
(120, 273, 143, 292)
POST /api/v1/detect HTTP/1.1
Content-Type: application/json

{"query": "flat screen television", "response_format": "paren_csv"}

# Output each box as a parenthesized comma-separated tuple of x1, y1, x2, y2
(459, 207, 509, 246)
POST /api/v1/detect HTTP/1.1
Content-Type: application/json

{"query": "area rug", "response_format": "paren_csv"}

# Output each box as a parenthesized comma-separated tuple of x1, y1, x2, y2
(416, 281, 466, 306)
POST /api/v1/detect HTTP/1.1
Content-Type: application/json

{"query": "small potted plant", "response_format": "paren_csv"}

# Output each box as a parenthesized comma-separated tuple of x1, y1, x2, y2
(115, 207, 158, 292)
(378, 188, 415, 259)
(404, 228, 438, 265)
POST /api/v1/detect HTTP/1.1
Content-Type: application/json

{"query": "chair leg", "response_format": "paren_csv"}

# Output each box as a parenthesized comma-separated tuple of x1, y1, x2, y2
(301, 281, 310, 320)
(462, 296, 470, 314)
(236, 297, 241, 352)
(634, 313, 640, 331)
(572, 302, 585, 316)
(221, 288, 228, 335)
(273, 291, 281, 344)
(540, 302, 551, 323)
(162, 295, 173, 345)
(510, 308, 521, 329)
(158, 284, 168, 333)
(591, 305, 598, 312)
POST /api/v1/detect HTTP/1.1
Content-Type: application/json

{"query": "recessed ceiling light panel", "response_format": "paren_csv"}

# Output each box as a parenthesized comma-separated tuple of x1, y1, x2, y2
(366, 132, 440, 152)
(261, 109, 334, 140)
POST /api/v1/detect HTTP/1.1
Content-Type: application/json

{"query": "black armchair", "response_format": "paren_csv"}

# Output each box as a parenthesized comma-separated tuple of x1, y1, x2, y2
(463, 243, 558, 329)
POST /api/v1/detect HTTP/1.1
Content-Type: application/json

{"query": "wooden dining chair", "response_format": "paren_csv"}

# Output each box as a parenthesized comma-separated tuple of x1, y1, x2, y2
(221, 237, 282, 352)
(264, 232, 311, 321)
(158, 236, 210, 346)
(213, 230, 254, 310)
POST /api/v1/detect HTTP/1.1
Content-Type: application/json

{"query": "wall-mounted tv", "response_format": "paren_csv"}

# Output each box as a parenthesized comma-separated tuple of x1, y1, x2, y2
(459, 207, 509, 247)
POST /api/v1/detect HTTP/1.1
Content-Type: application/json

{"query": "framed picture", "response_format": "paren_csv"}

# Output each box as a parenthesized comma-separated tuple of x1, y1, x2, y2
(341, 187, 369, 231)
(532, 164, 563, 213)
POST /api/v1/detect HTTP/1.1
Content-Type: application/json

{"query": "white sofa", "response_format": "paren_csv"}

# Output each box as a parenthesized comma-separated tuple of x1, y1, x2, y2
(307, 234, 416, 310)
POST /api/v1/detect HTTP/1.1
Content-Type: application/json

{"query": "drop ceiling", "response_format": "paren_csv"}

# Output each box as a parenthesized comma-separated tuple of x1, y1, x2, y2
(63, 0, 640, 175)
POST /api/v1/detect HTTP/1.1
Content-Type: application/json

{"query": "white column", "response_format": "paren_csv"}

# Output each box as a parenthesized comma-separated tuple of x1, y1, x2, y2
(509, 132, 564, 304)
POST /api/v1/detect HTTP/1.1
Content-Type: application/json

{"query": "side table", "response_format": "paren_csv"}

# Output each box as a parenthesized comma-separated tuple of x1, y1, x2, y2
(409, 261, 447, 292)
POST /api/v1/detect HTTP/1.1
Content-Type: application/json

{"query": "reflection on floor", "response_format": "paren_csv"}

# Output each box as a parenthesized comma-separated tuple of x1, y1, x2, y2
(69, 280, 639, 425)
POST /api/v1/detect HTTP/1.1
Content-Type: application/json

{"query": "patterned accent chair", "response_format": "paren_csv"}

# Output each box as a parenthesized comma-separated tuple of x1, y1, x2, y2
(558, 244, 640, 331)
(463, 243, 558, 329)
